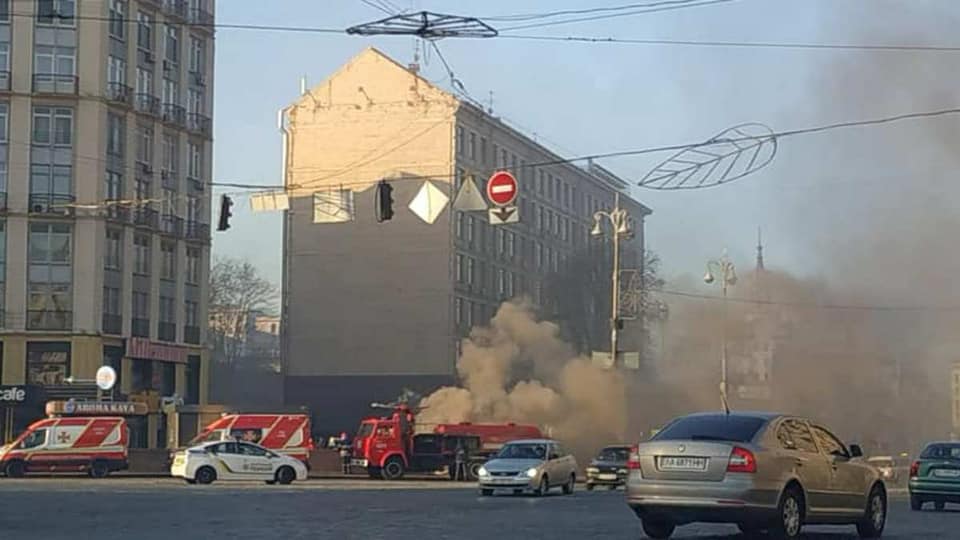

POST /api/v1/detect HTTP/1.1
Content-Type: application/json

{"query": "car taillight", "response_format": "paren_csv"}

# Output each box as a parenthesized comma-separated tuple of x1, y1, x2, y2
(727, 447, 757, 474)
(627, 445, 641, 470)
(910, 461, 920, 478)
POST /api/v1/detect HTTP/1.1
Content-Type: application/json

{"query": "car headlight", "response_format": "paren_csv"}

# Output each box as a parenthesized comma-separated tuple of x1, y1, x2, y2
(525, 467, 538, 478)
(586, 467, 599, 474)
(478, 466, 489, 477)
(618, 468, 628, 474)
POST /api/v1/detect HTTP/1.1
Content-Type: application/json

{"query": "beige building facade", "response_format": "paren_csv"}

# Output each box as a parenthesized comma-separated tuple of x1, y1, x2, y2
(0, 0, 215, 449)
(282, 48, 651, 434)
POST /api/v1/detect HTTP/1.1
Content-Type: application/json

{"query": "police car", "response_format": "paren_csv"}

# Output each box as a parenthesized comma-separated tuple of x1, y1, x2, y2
(170, 440, 308, 485)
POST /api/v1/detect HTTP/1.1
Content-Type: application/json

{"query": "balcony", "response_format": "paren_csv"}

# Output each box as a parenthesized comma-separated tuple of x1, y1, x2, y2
(133, 206, 159, 228)
(132, 317, 150, 338)
(187, 113, 212, 138)
(29, 193, 75, 215)
(102, 314, 122, 335)
(161, 214, 183, 236)
(161, 169, 178, 189)
(33, 73, 78, 95)
(158, 322, 176, 342)
(135, 93, 160, 116)
(104, 204, 131, 223)
(28, 310, 73, 331)
(162, 103, 186, 127)
(184, 325, 201, 345)
(0, 71, 10, 92)
(164, 0, 188, 20)
(185, 221, 209, 242)
(189, 7, 214, 29)
(106, 82, 134, 106)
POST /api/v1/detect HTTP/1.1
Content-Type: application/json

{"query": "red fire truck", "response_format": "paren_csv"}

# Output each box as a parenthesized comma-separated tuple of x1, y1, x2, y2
(350, 403, 542, 480)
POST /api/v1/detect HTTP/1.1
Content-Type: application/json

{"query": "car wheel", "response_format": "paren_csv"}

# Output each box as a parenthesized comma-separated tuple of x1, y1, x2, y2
(381, 457, 405, 481)
(4, 461, 25, 478)
(641, 518, 675, 539)
(467, 462, 482, 481)
(195, 466, 217, 485)
(536, 475, 549, 497)
(88, 460, 110, 479)
(771, 485, 804, 540)
(585, 483, 595, 491)
(856, 484, 886, 538)
(562, 474, 575, 495)
(276, 466, 296, 485)
(480, 488, 493, 497)
(910, 495, 923, 511)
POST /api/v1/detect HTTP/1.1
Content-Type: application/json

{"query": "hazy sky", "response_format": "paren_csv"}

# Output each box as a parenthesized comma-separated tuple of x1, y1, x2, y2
(211, 0, 960, 295)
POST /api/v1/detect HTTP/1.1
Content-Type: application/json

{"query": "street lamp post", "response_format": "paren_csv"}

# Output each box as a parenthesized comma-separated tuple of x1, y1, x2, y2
(704, 252, 737, 410)
(592, 192, 633, 368)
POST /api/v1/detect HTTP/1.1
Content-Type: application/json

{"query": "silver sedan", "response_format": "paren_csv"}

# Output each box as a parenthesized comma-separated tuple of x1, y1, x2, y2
(477, 439, 578, 497)
(626, 412, 886, 539)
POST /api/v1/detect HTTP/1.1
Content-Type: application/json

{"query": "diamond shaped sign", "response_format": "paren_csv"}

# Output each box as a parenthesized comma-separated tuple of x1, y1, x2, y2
(408, 181, 449, 224)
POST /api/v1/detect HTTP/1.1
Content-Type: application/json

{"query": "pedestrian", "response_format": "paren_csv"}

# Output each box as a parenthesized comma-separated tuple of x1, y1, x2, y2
(454, 441, 467, 482)
(339, 437, 351, 475)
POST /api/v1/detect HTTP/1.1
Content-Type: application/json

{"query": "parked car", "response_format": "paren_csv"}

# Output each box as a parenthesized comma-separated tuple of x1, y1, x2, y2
(476, 439, 578, 497)
(585, 445, 631, 490)
(626, 412, 886, 540)
(170, 440, 308, 485)
(867, 456, 899, 484)
(908, 441, 960, 511)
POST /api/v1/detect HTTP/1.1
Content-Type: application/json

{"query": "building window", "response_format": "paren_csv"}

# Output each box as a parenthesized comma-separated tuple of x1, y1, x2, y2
(37, 0, 76, 26)
(162, 78, 179, 107)
(455, 297, 463, 326)
(136, 67, 153, 96)
(107, 113, 125, 157)
(0, 103, 7, 199)
(535, 242, 542, 268)
(26, 342, 71, 385)
(130, 358, 153, 392)
(160, 240, 175, 280)
(455, 253, 464, 283)
(137, 11, 154, 51)
(109, 0, 126, 39)
(107, 56, 126, 86)
(0, 1, 8, 22)
(188, 141, 201, 179)
(0, 220, 4, 323)
(455, 211, 463, 239)
(27, 223, 72, 330)
(496, 229, 505, 255)
(132, 291, 149, 337)
(497, 268, 505, 296)
(506, 232, 515, 257)
(480, 137, 487, 165)
(456, 126, 464, 156)
(185, 299, 198, 328)
(159, 295, 175, 341)
(164, 24, 180, 64)
(103, 286, 121, 334)
(34, 45, 75, 80)
(133, 234, 151, 275)
(137, 124, 153, 165)
(466, 216, 475, 243)
(105, 229, 122, 270)
(32, 106, 73, 146)
(186, 247, 200, 283)
(466, 257, 475, 285)
(189, 36, 204, 74)
(469, 132, 476, 161)
(187, 193, 201, 224)
(187, 87, 203, 115)
(185, 355, 200, 405)
(162, 132, 178, 173)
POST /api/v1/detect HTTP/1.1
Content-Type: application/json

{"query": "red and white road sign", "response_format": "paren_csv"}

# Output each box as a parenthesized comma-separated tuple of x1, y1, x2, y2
(486, 171, 518, 207)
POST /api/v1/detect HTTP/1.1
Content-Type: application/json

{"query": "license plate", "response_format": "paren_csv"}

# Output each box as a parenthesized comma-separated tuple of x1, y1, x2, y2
(934, 469, 960, 478)
(350, 459, 368, 467)
(598, 473, 617, 480)
(658, 456, 708, 471)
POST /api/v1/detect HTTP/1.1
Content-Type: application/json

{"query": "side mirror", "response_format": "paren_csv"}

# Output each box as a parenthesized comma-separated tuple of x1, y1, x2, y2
(849, 444, 863, 458)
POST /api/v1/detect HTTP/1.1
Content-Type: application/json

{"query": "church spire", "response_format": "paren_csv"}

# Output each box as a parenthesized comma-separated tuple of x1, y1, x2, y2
(756, 227, 765, 272)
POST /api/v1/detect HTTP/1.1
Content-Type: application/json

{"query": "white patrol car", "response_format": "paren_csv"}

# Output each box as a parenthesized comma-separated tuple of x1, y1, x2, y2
(170, 440, 308, 485)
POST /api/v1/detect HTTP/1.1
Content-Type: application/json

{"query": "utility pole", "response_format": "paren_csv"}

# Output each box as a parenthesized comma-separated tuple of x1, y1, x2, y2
(592, 192, 633, 368)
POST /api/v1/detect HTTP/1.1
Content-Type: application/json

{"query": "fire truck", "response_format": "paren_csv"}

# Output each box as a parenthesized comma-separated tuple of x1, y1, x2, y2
(350, 403, 542, 480)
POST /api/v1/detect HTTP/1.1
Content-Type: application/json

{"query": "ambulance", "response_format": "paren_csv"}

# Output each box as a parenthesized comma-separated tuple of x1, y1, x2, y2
(184, 414, 313, 463)
(0, 416, 128, 478)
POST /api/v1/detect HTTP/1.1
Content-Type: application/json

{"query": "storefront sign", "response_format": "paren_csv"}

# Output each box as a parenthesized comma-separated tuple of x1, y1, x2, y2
(126, 338, 189, 364)
(46, 400, 149, 416)
(0, 385, 42, 406)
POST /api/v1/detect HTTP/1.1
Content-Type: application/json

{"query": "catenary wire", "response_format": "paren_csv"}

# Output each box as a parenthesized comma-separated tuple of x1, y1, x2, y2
(495, 0, 736, 32)
(482, 0, 718, 22)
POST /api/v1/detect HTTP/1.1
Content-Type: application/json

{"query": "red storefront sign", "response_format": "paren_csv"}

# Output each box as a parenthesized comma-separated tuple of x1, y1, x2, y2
(126, 338, 189, 364)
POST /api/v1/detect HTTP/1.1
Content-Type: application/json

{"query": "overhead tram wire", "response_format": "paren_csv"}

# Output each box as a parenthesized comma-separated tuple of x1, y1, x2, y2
(494, 0, 736, 32)
(481, 0, 719, 22)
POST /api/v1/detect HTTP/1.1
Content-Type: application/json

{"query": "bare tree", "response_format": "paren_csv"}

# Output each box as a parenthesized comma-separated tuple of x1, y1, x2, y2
(208, 256, 278, 365)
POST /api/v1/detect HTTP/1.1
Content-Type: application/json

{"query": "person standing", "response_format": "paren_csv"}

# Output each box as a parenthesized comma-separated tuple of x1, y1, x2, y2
(339, 432, 351, 475)
(454, 441, 467, 482)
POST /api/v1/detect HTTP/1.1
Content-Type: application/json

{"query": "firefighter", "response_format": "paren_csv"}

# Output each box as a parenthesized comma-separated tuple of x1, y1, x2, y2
(339, 432, 351, 475)
(454, 441, 467, 482)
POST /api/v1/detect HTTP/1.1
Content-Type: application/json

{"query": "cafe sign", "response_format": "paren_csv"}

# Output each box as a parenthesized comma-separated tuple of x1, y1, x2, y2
(46, 400, 148, 416)
(0, 385, 42, 406)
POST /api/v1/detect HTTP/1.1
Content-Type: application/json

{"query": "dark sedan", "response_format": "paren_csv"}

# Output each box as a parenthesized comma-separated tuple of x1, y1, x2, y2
(586, 445, 632, 490)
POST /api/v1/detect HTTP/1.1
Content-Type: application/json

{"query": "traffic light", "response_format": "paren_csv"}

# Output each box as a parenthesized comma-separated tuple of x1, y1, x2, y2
(375, 180, 394, 222)
(217, 195, 233, 231)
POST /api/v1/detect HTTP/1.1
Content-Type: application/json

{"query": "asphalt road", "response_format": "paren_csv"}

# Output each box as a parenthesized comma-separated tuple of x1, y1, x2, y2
(0, 479, 956, 540)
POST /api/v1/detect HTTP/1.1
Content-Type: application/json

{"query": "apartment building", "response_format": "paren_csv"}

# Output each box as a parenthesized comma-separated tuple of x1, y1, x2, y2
(0, 0, 215, 449)
(282, 48, 651, 433)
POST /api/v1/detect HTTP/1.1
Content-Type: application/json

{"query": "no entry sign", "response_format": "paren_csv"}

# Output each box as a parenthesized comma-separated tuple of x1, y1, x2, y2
(486, 171, 518, 207)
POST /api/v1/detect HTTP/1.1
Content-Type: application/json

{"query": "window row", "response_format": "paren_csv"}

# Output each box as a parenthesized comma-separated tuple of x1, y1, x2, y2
(103, 285, 200, 343)
(455, 254, 549, 297)
(105, 228, 202, 283)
